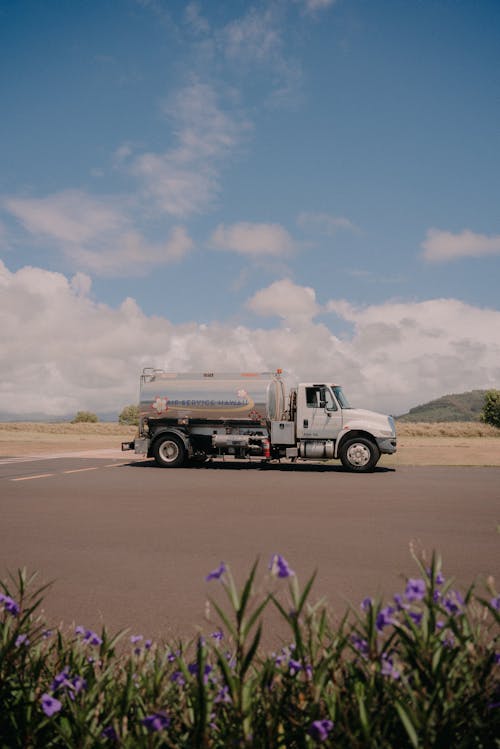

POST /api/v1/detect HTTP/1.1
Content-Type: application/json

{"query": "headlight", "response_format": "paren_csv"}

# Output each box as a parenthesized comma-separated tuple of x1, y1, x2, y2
(388, 415, 396, 437)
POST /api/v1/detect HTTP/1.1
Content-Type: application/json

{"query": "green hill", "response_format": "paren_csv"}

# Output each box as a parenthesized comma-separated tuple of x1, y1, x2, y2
(397, 390, 488, 423)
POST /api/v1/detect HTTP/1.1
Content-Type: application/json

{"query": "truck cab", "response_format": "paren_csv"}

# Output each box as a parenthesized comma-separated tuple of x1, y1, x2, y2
(289, 383, 396, 471)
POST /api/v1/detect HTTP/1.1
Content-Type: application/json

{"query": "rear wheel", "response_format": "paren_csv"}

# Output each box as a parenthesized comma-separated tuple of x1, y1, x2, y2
(153, 435, 186, 468)
(339, 437, 379, 473)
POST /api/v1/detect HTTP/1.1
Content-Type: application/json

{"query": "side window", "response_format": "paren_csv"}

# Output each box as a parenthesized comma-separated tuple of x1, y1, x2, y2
(306, 387, 320, 408)
(324, 388, 337, 411)
(306, 386, 337, 410)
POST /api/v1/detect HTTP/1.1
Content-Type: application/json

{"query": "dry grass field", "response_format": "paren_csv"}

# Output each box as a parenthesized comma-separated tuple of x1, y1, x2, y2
(0, 421, 499, 465)
(0, 422, 136, 457)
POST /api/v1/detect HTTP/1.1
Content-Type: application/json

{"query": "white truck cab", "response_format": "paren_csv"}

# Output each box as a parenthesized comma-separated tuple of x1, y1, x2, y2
(285, 383, 396, 471)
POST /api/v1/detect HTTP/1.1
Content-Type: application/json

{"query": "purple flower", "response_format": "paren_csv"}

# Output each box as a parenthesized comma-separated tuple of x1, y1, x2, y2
(70, 675, 87, 696)
(188, 662, 212, 684)
(490, 596, 500, 611)
(141, 712, 170, 733)
(288, 658, 302, 676)
(206, 562, 227, 581)
(51, 667, 71, 692)
(351, 635, 369, 657)
(102, 726, 118, 740)
(0, 594, 20, 617)
(376, 606, 396, 631)
(214, 685, 232, 704)
(75, 626, 102, 646)
(86, 630, 102, 646)
(15, 633, 30, 647)
(427, 568, 445, 585)
(309, 719, 334, 742)
(443, 590, 464, 615)
(171, 670, 186, 686)
(211, 628, 224, 641)
(494, 653, 500, 665)
(393, 593, 409, 611)
(51, 667, 86, 699)
(41, 693, 62, 717)
(269, 553, 295, 578)
(405, 578, 426, 602)
(381, 655, 400, 680)
(130, 634, 143, 644)
(409, 611, 423, 626)
(360, 597, 373, 611)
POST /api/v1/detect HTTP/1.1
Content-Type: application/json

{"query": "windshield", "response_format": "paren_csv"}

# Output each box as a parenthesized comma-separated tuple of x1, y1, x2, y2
(332, 386, 351, 409)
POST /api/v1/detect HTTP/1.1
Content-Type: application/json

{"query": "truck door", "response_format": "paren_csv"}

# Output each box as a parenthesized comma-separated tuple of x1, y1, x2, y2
(296, 385, 343, 440)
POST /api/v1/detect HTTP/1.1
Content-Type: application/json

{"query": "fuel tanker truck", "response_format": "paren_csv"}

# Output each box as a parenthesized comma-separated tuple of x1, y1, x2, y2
(121, 369, 397, 472)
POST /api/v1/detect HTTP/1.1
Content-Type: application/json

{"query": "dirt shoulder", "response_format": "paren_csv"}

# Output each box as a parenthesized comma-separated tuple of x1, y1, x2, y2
(0, 422, 499, 466)
(0, 423, 136, 457)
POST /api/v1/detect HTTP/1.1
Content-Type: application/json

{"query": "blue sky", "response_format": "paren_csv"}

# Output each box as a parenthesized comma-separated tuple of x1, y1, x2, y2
(1, 0, 499, 417)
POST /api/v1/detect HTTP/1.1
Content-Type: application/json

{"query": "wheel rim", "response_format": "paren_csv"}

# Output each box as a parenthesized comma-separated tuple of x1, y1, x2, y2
(346, 442, 371, 467)
(158, 440, 180, 463)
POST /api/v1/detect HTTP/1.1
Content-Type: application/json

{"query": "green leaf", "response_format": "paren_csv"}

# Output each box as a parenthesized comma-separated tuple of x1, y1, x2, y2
(395, 701, 419, 749)
(240, 623, 262, 679)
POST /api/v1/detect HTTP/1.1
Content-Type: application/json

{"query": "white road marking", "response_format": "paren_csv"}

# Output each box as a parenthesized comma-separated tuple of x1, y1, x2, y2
(63, 467, 99, 474)
(0, 449, 127, 464)
(11, 473, 55, 482)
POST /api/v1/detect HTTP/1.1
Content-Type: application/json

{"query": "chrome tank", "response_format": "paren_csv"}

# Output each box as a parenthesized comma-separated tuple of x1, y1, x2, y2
(139, 370, 287, 422)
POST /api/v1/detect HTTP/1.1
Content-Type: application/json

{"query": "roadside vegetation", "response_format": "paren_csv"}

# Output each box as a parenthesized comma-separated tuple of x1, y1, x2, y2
(394, 421, 500, 438)
(71, 411, 99, 424)
(1, 420, 499, 439)
(481, 389, 500, 429)
(1, 554, 499, 748)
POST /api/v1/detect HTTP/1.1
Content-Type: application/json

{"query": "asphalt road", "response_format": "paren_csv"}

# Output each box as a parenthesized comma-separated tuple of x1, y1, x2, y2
(1, 454, 499, 643)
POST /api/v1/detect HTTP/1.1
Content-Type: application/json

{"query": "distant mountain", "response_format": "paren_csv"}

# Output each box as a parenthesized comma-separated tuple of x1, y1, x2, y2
(396, 390, 488, 423)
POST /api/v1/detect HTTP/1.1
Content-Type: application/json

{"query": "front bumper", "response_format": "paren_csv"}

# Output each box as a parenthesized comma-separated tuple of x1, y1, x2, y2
(376, 437, 397, 455)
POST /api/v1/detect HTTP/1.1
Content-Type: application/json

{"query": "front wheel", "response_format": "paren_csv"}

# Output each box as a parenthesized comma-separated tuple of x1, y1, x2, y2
(339, 437, 380, 473)
(153, 435, 186, 468)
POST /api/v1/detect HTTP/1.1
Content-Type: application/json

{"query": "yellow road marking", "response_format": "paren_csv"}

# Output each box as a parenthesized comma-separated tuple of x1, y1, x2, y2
(11, 473, 54, 482)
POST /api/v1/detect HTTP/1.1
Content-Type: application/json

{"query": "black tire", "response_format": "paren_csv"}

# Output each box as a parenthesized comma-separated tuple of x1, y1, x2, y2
(153, 435, 186, 468)
(339, 437, 380, 473)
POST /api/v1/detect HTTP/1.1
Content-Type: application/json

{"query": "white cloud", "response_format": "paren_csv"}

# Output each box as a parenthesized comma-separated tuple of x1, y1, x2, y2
(297, 211, 359, 235)
(247, 279, 320, 322)
(211, 222, 295, 257)
(184, 2, 210, 35)
(4, 190, 193, 276)
(221, 7, 282, 65)
(0, 262, 499, 417)
(215, 6, 303, 105)
(326, 297, 500, 411)
(295, 0, 337, 15)
(67, 226, 193, 276)
(131, 81, 249, 217)
(422, 228, 500, 262)
(4, 190, 129, 244)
